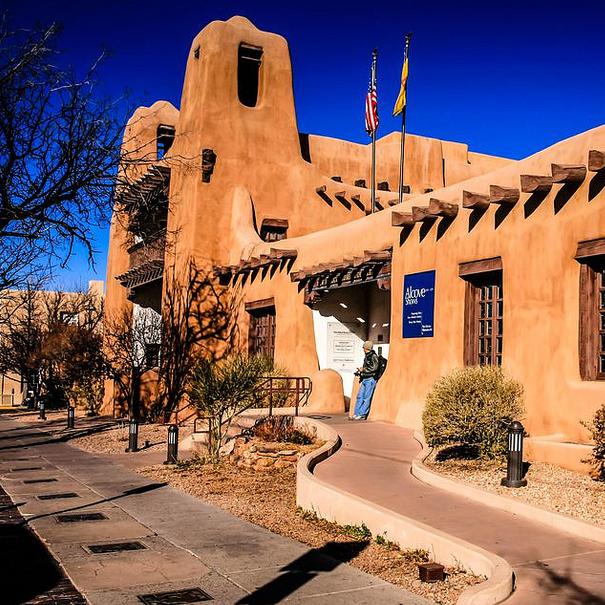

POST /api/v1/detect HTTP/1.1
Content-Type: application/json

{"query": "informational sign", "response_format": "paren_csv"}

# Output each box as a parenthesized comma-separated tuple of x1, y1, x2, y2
(402, 270, 435, 338)
(326, 322, 360, 371)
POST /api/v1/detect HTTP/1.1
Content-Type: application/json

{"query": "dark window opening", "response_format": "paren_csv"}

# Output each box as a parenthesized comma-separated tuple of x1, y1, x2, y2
(260, 218, 288, 243)
(145, 344, 160, 369)
(246, 299, 275, 359)
(193, 46, 200, 60)
(238, 43, 263, 107)
(157, 125, 175, 160)
(460, 258, 503, 367)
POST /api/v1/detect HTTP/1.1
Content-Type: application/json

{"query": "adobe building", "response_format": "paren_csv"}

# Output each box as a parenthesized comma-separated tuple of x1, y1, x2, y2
(0, 280, 104, 406)
(104, 15, 605, 473)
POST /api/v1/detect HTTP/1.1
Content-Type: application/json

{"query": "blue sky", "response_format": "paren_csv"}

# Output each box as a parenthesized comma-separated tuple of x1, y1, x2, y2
(6, 0, 605, 288)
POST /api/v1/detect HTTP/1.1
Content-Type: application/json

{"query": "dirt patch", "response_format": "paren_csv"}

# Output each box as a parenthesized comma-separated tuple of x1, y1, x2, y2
(424, 451, 605, 527)
(139, 459, 484, 605)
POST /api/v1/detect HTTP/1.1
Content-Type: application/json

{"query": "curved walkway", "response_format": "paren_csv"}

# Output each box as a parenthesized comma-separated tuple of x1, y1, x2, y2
(311, 415, 605, 605)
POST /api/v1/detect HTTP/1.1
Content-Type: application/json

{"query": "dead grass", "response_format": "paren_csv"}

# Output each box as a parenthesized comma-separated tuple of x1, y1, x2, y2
(139, 458, 484, 605)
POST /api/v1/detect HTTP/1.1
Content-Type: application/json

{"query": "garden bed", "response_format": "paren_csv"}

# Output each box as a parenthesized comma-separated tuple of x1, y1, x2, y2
(424, 449, 605, 527)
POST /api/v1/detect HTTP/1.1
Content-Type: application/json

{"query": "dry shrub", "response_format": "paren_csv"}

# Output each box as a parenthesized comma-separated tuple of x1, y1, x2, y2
(422, 366, 524, 459)
(251, 415, 314, 445)
(582, 403, 605, 481)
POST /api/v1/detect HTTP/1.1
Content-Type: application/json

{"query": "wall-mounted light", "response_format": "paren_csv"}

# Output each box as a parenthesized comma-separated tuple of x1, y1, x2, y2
(356, 317, 366, 323)
(382, 323, 389, 327)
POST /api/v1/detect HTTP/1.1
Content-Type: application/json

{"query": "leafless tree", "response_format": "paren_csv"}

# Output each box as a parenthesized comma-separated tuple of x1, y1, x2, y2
(0, 284, 103, 407)
(0, 18, 126, 289)
(156, 262, 240, 422)
(103, 307, 162, 419)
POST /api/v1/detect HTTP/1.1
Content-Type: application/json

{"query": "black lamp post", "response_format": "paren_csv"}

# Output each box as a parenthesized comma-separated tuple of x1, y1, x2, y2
(164, 424, 179, 465)
(125, 418, 139, 453)
(501, 420, 527, 488)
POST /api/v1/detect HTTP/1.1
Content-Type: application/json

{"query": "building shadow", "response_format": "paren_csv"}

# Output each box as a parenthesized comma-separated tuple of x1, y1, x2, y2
(236, 540, 370, 604)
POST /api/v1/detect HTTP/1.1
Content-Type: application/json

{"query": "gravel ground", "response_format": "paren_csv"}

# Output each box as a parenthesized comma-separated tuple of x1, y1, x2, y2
(424, 451, 605, 527)
(69, 421, 194, 454)
(138, 458, 483, 605)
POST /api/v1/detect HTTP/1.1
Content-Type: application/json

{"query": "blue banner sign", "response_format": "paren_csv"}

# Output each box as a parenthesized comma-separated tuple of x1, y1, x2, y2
(403, 270, 435, 338)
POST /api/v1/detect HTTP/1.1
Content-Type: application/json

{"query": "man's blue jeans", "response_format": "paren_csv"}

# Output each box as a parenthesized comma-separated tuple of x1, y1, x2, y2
(354, 377, 377, 418)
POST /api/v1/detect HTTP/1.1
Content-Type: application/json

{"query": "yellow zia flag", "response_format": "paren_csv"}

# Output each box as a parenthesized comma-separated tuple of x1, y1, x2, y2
(392, 54, 408, 117)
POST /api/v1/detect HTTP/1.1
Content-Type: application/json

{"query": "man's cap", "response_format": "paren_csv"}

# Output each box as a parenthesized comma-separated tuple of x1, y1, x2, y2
(363, 340, 373, 350)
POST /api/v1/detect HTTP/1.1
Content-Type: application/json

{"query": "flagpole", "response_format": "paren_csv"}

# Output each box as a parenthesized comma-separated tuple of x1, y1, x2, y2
(398, 33, 412, 206)
(371, 49, 378, 214)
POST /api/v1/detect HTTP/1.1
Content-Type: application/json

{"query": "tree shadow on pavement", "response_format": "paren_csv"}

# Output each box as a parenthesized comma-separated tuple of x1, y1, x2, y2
(533, 561, 605, 604)
(236, 540, 370, 604)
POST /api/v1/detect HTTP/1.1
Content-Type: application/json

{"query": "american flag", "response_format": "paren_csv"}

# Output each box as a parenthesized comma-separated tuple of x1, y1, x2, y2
(365, 80, 378, 135)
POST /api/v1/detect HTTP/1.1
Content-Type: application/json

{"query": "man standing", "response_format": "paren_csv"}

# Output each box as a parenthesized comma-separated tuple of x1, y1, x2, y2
(351, 340, 379, 421)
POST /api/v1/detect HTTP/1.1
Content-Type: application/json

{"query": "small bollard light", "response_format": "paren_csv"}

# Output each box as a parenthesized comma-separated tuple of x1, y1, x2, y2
(501, 420, 527, 488)
(125, 418, 139, 453)
(164, 424, 179, 465)
(67, 406, 75, 429)
(38, 401, 46, 420)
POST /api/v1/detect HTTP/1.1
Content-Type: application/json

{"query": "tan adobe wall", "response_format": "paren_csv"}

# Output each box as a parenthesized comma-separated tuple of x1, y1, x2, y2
(236, 122, 605, 469)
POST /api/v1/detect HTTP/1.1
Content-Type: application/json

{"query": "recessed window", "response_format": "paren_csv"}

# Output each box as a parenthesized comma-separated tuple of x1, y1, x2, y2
(576, 239, 605, 380)
(157, 125, 175, 160)
(459, 258, 503, 366)
(238, 43, 263, 107)
(260, 218, 288, 242)
(246, 299, 275, 359)
(193, 46, 200, 60)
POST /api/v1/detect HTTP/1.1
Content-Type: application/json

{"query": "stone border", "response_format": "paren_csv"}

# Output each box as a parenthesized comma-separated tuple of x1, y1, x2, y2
(295, 417, 513, 605)
(411, 431, 605, 546)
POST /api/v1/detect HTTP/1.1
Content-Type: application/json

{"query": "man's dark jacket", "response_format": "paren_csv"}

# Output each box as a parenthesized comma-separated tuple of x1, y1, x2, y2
(359, 349, 379, 380)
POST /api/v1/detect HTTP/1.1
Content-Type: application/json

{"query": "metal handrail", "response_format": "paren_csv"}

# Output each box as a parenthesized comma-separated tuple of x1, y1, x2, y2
(257, 375, 312, 417)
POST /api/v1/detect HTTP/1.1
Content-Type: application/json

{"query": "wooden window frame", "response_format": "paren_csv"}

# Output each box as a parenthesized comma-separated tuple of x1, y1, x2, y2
(459, 258, 503, 367)
(246, 298, 276, 359)
(576, 239, 605, 380)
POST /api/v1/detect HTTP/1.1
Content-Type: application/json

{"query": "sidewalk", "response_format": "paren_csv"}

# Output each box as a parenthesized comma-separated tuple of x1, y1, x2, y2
(315, 415, 605, 605)
(0, 415, 431, 605)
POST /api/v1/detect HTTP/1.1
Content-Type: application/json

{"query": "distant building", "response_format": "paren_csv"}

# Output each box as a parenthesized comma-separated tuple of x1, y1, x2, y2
(104, 16, 605, 473)
(0, 280, 104, 406)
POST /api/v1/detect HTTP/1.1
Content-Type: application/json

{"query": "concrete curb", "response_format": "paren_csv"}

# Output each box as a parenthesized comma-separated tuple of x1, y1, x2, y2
(295, 418, 514, 605)
(411, 430, 605, 546)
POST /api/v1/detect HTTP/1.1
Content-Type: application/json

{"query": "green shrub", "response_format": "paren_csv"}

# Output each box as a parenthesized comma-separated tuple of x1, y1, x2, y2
(422, 365, 524, 459)
(582, 403, 605, 481)
(189, 354, 277, 462)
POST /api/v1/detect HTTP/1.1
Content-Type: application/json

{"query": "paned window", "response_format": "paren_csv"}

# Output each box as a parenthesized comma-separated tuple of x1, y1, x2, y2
(576, 239, 605, 380)
(459, 258, 503, 366)
(260, 218, 288, 243)
(246, 299, 275, 359)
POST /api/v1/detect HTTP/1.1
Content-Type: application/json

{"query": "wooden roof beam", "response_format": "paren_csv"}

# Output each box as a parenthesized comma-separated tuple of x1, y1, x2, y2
(269, 248, 297, 260)
(351, 194, 366, 212)
(551, 163, 586, 183)
(315, 185, 327, 194)
(364, 249, 392, 262)
(462, 190, 490, 211)
(489, 185, 519, 205)
(588, 150, 605, 172)
(520, 174, 553, 193)
(391, 211, 415, 227)
(412, 206, 438, 222)
(428, 198, 459, 218)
